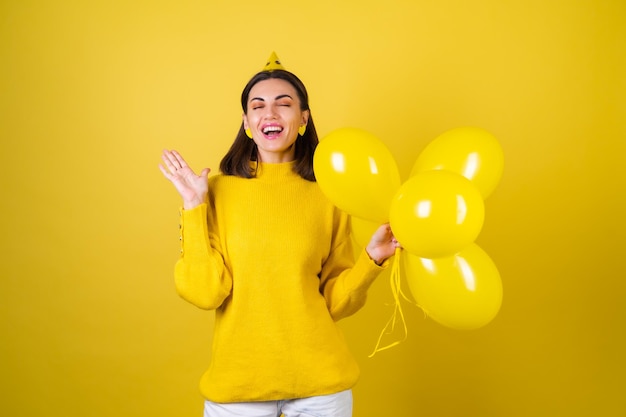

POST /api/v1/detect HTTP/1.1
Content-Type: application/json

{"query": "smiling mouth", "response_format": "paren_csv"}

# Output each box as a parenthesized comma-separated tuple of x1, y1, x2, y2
(262, 126, 283, 137)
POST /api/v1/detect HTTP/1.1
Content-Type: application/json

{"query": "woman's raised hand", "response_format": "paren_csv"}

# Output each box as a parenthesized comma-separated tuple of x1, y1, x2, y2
(159, 149, 211, 210)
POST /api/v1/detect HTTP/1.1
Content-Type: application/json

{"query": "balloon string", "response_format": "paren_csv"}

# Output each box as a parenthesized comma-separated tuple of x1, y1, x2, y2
(369, 248, 409, 357)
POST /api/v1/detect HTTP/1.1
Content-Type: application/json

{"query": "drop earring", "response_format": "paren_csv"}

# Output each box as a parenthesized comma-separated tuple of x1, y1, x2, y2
(298, 125, 306, 136)
(245, 128, 253, 138)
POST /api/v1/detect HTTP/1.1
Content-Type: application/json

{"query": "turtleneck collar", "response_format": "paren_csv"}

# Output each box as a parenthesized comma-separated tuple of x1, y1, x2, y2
(250, 160, 298, 180)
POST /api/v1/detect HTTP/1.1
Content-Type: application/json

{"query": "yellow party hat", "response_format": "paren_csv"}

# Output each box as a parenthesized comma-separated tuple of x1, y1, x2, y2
(263, 51, 285, 71)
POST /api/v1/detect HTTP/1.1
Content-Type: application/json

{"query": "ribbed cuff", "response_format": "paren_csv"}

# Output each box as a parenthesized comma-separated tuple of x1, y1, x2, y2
(180, 203, 211, 259)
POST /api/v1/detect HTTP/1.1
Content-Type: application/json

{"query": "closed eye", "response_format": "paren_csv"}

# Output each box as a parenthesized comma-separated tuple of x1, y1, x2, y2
(276, 98, 293, 107)
(249, 97, 265, 110)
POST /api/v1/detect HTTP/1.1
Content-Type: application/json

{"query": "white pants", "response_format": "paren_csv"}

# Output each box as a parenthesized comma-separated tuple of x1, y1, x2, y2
(203, 389, 353, 417)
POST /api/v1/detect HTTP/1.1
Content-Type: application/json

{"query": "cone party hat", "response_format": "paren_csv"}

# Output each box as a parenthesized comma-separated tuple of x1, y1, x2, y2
(263, 51, 285, 71)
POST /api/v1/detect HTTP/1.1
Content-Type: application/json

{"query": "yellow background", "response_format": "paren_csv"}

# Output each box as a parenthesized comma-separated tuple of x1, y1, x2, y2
(1, 0, 624, 416)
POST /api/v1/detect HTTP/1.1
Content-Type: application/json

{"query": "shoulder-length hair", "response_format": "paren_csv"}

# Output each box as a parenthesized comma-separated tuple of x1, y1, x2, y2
(219, 70, 318, 181)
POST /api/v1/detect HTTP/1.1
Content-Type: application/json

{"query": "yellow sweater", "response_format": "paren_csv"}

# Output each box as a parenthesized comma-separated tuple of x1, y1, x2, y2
(174, 161, 386, 403)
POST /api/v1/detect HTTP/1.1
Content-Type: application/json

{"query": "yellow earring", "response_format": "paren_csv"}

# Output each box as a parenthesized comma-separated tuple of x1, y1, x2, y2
(298, 125, 306, 136)
(245, 128, 253, 138)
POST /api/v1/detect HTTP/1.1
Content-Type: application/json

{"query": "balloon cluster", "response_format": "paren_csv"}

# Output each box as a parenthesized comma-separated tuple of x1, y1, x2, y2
(314, 127, 504, 332)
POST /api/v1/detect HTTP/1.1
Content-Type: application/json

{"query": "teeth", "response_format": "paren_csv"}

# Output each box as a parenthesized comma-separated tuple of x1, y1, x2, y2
(263, 126, 282, 134)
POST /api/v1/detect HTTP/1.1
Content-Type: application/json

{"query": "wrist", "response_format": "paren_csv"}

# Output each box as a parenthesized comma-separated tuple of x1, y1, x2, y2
(366, 246, 383, 266)
(183, 195, 207, 210)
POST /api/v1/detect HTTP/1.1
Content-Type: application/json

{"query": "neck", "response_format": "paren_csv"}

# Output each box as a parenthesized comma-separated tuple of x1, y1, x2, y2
(257, 145, 295, 163)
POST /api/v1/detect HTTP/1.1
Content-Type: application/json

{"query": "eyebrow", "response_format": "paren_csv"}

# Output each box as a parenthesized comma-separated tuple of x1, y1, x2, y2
(249, 94, 294, 102)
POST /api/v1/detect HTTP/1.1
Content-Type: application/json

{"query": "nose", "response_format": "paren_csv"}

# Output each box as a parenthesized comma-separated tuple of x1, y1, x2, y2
(263, 104, 278, 119)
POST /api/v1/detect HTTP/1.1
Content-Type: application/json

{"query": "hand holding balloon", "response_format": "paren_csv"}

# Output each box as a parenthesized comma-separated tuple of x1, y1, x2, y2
(365, 223, 402, 265)
(316, 125, 505, 341)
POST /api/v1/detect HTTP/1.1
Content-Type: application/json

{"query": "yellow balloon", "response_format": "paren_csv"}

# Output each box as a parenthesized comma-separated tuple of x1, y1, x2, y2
(411, 127, 504, 199)
(314, 128, 401, 223)
(403, 244, 503, 330)
(350, 216, 380, 249)
(389, 170, 484, 259)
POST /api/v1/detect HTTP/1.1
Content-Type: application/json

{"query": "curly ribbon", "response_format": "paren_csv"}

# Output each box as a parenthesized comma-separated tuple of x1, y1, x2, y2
(369, 248, 412, 357)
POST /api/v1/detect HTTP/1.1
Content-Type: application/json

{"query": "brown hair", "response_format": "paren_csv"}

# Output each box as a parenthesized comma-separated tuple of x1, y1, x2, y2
(219, 70, 318, 181)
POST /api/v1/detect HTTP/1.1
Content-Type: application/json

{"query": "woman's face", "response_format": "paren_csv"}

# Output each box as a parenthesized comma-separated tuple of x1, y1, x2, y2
(243, 78, 309, 163)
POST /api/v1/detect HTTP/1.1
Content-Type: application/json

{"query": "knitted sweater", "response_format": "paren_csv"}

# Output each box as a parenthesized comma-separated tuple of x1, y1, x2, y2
(174, 161, 386, 403)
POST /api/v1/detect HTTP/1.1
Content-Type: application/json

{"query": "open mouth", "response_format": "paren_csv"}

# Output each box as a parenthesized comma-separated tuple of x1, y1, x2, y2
(262, 125, 283, 137)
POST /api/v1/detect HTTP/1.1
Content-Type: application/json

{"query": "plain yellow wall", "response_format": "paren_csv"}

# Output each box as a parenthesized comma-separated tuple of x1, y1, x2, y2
(1, 0, 624, 416)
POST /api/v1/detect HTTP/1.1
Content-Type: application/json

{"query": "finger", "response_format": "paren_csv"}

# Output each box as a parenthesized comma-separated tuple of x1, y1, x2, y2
(162, 151, 190, 174)
(161, 150, 181, 171)
(158, 163, 173, 179)
(171, 150, 190, 169)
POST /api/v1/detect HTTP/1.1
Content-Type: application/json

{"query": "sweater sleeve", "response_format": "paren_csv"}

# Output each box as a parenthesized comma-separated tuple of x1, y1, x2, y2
(319, 211, 388, 321)
(174, 203, 232, 310)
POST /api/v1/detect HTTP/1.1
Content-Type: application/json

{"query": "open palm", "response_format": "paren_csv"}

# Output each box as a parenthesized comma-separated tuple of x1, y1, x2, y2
(159, 149, 210, 209)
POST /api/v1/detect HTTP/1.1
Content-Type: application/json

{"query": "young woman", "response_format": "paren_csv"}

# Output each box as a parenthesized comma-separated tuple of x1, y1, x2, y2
(160, 66, 400, 417)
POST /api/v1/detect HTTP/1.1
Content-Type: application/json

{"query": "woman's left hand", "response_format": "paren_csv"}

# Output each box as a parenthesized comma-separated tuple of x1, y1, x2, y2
(365, 223, 402, 265)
